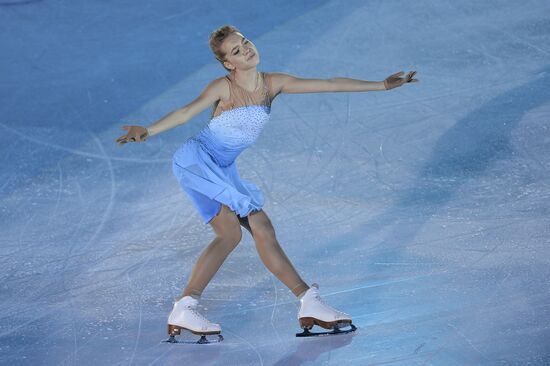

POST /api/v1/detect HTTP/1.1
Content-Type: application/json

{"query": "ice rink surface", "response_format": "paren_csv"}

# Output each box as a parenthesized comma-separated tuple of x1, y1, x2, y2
(1, 0, 550, 365)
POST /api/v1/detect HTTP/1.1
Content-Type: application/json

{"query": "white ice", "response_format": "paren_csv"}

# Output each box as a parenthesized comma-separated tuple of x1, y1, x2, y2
(1, 0, 549, 365)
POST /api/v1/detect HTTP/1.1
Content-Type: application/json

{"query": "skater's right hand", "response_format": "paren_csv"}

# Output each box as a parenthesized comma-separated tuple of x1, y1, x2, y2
(116, 125, 149, 146)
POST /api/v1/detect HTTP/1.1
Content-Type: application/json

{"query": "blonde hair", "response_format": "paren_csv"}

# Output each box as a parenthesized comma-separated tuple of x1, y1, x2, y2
(209, 25, 241, 71)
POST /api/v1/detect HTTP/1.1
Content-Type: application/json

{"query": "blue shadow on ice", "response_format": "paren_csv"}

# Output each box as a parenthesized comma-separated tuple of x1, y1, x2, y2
(328, 66, 550, 269)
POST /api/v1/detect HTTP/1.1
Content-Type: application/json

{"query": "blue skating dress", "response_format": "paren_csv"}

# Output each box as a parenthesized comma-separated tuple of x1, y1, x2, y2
(172, 71, 278, 224)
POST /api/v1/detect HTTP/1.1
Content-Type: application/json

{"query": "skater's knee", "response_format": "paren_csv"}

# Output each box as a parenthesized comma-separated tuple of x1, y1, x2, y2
(210, 204, 243, 244)
(217, 227, 242, 247)
(248, 213, 276, 241)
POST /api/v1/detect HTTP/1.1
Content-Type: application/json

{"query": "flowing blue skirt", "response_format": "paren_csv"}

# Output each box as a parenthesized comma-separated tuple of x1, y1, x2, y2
(172, 138, 264, 224)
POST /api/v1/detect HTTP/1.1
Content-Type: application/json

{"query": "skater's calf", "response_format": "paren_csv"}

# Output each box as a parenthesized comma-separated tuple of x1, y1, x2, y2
(247, 210, 309, 298)
(179, 204, 243, 300)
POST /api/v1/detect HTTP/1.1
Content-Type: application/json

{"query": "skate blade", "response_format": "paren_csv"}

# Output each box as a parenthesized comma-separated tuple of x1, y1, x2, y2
(163, 334, 224, 344)
(296, 323, 357, 337)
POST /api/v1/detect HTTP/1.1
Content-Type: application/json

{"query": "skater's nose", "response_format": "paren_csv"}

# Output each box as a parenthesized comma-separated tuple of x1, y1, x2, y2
(244, 45, 253, 56)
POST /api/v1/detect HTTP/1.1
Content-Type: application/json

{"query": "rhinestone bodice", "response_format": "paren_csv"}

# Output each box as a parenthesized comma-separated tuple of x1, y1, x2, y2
(186, 71, 276, 167)
(191, 104, 271, 167)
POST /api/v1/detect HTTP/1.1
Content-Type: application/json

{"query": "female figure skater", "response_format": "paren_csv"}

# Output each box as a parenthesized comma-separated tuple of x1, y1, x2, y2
(116, 25, 417, 342)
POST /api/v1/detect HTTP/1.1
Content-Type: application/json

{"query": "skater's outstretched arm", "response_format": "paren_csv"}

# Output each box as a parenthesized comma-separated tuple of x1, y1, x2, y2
(270, 71, 418, 94)
(115, 78, 227, 146)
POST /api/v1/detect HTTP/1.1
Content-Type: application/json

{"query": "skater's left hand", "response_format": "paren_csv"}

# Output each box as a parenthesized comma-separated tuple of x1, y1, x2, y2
(384, 71, 418, 90)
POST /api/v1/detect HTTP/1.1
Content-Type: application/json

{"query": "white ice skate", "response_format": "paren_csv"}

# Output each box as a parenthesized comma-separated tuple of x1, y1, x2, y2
(165, 296, 223, 344)
(297, 283, 356, 337)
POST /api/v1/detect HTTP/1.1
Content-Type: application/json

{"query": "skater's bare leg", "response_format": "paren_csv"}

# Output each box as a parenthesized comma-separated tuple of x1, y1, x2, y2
(245, 210, 309, 298)
(177, 204, 242, 301)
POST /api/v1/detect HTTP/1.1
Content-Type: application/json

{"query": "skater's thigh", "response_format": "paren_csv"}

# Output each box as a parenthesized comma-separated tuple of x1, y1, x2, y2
(209, 204, 242, 241)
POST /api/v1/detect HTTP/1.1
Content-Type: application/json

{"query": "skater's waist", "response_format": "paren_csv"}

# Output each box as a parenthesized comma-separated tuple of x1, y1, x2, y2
(187, 136, 238, 168)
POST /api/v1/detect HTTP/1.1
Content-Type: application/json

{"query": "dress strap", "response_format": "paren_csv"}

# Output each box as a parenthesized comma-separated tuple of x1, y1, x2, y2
(261, 72, 269, 95)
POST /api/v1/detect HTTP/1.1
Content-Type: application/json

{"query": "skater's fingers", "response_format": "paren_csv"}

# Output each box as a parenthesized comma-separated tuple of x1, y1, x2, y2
(116, 134, 128, 143)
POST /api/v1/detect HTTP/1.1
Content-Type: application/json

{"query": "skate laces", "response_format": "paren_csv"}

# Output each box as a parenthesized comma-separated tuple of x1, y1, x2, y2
(184, 303, 214, 325)
(308, 287, 331, 308)
(308, 286, 346, 316)
(188, 307, 212, 324)
(314, 294, 332, 308)
(178, 297, 214, 325)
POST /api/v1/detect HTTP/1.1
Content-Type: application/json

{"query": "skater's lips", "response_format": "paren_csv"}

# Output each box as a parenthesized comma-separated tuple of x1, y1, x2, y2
(247, 52, 255, 61)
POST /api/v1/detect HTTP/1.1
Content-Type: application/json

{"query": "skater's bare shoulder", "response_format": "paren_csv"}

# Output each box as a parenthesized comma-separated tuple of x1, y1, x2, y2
(183, 77, 230, 118)
(196, 77, 229, 104)
(209, 76, 231, 100)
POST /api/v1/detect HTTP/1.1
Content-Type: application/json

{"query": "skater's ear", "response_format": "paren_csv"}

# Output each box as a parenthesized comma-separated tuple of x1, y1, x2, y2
(223, 60, 235, 71)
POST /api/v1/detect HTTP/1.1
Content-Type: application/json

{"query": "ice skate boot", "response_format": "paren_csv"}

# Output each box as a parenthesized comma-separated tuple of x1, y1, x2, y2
(296, 283, 356, 337)
(165, 296, 223, 344)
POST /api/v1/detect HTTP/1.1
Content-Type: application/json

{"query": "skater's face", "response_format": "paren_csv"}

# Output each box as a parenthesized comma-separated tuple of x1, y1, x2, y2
(221, 32, 259, 71)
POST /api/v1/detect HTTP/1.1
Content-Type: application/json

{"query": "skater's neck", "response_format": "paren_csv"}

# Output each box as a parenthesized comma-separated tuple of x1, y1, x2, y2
(231, 68, 260, 92)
